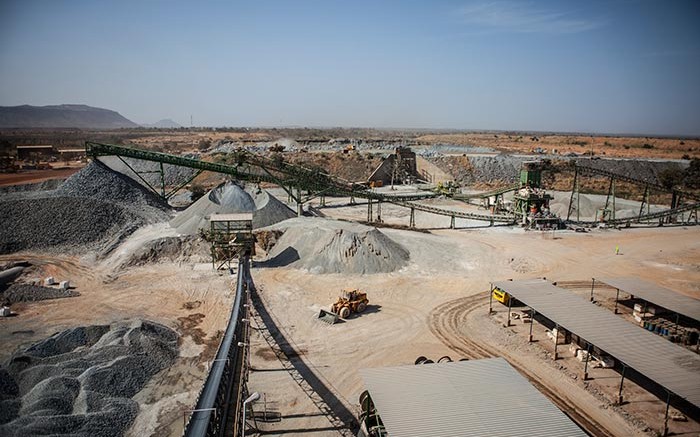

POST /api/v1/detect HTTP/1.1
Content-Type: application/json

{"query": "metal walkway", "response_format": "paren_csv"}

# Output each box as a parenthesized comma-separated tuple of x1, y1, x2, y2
(568, 163, 700, 225)
(184, 257, 252, 437)
(85, 142, 698, 227)
(85, 142, 515, 224)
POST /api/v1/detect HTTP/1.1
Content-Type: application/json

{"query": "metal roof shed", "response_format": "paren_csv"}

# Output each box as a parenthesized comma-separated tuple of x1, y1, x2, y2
(491, 279, 700, 411)
(595, 277, 700, 322)
(360, 358, 587, 437)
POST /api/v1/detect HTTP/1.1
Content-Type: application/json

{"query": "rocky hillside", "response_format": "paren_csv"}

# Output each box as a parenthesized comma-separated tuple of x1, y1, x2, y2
(0, 104, 138, 128)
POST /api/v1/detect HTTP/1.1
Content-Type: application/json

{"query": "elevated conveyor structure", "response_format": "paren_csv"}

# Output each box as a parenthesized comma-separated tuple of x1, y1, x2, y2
(567, 163, 700, 225)
(184, 256, 252, 437)
(85, 142, 515, 225)
(452, 183, 519, 200)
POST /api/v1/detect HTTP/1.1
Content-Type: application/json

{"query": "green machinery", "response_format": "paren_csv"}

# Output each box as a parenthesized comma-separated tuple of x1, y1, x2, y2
(84, 142, 516, 226)
(85, 141, 366, 216)
(513, 161, 555, 226)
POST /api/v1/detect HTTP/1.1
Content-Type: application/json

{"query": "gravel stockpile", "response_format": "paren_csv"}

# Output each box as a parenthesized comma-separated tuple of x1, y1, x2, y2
(55, 160, 168, 213)
(427, 155, 686, 186)
(96, 155, 200, 188)
(0, 161, 171, 255)
(120, 235, 210, 267)
(0, 196, 144, 254)
(0, 320, 178, 437)
(261, 217, 409, 274)
(0, 179, 67, 202)
(248, 186, 297, 228)
(171, 181, 295, 235)
(548, 191, 667, 222)
(466, 155, 526, 184)
(572, 158, 685, 186)
(1, 284, 79, 304)
(0, 179, 64, 195)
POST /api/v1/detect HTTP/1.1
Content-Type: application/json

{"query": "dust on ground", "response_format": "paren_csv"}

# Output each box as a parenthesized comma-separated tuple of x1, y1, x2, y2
(247, 201, 700, 437)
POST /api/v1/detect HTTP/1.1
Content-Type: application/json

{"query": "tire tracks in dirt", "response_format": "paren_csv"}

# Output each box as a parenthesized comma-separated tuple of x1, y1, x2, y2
(428, 294, 617, 437)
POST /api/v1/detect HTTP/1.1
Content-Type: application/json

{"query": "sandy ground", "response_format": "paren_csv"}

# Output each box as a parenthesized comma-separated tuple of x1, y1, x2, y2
(0, 243, 236, 436)
(2, 183, 698, 437)
(415, 133, 700, 160)
(0, 166, 81, 186)
(246, 198, 700, 436)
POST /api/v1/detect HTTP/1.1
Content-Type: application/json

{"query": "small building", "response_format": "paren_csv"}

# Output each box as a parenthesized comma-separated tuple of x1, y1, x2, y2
(16, 145, 56, 161)
(367, 147, 418, 186)
(57, 148, 86, 161)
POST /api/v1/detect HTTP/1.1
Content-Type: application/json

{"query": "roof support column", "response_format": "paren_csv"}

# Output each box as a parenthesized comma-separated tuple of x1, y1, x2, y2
(663, 390, 671, 436)
(674, 313, 679, 336)
(583, 344, 591, 380)
(614, 288, 620, 314)
(553, 325, 559, 360)
(528, 309, 535, 342)
(617, 364, 626, 405)
(590, 277, 596, 302)
(506, 294, 512, 327)
(488, 284, 493, 314)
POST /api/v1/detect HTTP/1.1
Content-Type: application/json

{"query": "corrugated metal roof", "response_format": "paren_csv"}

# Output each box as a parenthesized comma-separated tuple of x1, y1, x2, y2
(360, 358, 587, 437)
(596, 277, 700, 322)
(493, 279, 700, 408)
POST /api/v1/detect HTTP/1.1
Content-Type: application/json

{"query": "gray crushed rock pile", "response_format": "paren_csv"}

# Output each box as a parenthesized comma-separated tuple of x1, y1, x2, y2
(0, 179, 68, 203)
(120, 235, 210, 267)
(261, 217, 409, 274)
(55, 160, 168, 212)
(171, 181, 295, 234)
(0, 320, 178, 437)
(96, 155, 200, 188)
(0, 161, 171, 255)
(466, 155, 525, 184)
(433, 154, 686, 185)
(247, 185, 298, 228)
(1, 284, 79, 304)
(571, 158, 685, 185)
(0, 197, 143, 254)
(0, 179, 64, 195)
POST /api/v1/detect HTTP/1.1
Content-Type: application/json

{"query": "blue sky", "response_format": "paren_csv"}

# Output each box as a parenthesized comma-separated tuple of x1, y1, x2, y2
(1, 0, 699, 135)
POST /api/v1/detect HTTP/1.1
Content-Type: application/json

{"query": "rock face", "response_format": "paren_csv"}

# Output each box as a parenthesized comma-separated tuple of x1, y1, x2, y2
(0, 320, 178, 437)
(261, 218, 410, 274)
(0, 104, 138, 128)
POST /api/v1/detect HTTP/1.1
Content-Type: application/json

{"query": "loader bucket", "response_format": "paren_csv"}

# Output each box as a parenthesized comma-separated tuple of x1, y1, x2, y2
(318, 309, 339, 325)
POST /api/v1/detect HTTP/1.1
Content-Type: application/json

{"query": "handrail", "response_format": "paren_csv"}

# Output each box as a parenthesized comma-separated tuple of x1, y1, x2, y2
(184, 256, 248, 437)
(85, 142, 515, 223)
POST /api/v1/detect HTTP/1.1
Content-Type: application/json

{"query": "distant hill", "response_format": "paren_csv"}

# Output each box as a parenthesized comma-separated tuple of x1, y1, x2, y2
(0, 104, 139, 128)
(141, 118, 182, 128)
